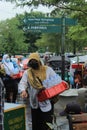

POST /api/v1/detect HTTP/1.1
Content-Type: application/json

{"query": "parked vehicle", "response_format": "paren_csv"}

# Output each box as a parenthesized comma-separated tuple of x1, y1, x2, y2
(47, 55, 70, 82)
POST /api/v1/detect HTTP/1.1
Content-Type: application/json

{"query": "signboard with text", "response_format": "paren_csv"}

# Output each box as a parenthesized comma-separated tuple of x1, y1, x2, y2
(23, 17, 77, 33)
(23, 25, 61, 33)
(23, 17, 62, 25)
(4, 103, 26, 130)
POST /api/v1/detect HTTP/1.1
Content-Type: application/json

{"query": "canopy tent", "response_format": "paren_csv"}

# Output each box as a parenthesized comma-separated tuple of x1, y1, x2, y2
(70, 55, 87, 64)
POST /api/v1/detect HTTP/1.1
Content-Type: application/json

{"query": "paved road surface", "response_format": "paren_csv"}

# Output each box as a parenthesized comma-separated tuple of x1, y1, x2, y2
(17, 88, 87, 130)
(17, 96, 69, 130)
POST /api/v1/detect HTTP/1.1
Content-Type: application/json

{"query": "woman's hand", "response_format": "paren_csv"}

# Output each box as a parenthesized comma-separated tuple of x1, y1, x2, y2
(21, 90, 28, 98)
(63, 81, 70, 89)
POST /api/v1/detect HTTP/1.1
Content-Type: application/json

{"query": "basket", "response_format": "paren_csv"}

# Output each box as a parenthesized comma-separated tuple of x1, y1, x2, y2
(11, 71, 24, 79)
(37, 81, 68, 102)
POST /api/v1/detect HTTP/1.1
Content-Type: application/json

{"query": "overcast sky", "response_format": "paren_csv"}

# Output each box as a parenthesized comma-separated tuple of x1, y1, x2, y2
(0, 1, 53, 21)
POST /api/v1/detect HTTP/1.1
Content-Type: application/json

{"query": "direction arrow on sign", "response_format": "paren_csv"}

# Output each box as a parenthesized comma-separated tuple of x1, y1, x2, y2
(23, 17, 77, 33)
(23, 25, 61, 33)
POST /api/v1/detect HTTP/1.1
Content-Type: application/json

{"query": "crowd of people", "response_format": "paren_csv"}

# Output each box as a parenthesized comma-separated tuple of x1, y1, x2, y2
(0, 52, 69, 130)
(69, 62, 87, 88)
(0, 54, 24, 103)
(1, 52, 87, 130)
(18, 52, 69, 130)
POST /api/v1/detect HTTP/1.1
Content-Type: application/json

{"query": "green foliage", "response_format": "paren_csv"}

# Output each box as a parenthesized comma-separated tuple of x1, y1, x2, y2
(18, 12, 45, 52)
(2, 0, 87, 54)
(0, 17, 28, 54)
(36, 33, 61, 54)
(12, 0, 87, 53)
(66, 24, 87, 52)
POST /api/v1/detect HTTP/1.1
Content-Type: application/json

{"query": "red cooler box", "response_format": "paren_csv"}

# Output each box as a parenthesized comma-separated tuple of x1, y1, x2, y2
(38, 81, 68, 102)
(11, 71, 24, 79)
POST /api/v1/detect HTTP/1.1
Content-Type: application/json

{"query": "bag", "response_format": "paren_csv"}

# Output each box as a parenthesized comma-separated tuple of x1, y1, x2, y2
(50, 94, 59, 104)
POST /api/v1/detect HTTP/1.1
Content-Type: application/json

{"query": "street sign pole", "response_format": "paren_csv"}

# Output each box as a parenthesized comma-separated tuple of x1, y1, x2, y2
(61, 14, 65, 80)
(61, 16, 77, 80)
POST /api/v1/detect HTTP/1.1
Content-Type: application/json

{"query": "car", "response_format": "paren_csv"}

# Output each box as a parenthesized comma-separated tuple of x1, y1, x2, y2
(47, 55, 70, 81)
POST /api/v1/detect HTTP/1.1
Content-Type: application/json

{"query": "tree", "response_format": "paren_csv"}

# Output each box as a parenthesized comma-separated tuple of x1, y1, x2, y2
(13, 0, 87, 53)
(36, 33, 61, 54)
(17, 12, 45, 52)
(3, 0, 87, 53)
(0, 17, 28, 54)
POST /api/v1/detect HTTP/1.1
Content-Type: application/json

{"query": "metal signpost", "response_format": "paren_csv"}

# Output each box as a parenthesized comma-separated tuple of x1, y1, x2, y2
(61, 17, 77, 80)
(23, 16, 77, 80)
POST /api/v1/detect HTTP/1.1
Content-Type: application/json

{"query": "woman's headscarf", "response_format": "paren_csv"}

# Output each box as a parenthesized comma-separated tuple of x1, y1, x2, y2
(2, 54, 9, 63)
(28, 52, 47, 89)
(28, 52, 41, 62)
(2, 54, 19, 75)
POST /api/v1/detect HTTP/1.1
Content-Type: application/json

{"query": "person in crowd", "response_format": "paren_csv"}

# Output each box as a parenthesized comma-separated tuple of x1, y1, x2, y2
(83, 63, 87, 87)
(59, 102, 82, 116)
(74, 69, 82, 88)
(0, 78, 4, 130)
(17, 58, 24, 70)
(18, 52, 69, 130)
(0, 62, 6, 78)
(2, 54, 20, 103)
(10, 55, 19, 69)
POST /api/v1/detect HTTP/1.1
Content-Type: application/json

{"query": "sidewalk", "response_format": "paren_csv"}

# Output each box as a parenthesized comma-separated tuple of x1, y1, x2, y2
(17, 96, 69, 130)
(17, 88, 87, 130)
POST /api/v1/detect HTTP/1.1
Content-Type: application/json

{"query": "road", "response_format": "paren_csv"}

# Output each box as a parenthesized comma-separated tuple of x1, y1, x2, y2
(17, 96, 69, 130)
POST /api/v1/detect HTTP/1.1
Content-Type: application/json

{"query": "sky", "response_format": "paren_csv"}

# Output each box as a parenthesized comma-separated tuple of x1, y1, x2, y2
(0, 1, 53, 21)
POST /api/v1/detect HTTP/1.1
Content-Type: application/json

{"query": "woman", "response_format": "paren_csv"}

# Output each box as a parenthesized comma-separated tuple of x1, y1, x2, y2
(18, 52, 67, 130)
(2, 54, 20, 103)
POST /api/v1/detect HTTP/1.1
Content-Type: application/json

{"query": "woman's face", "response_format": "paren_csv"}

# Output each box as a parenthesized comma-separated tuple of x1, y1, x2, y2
(5, 56, 10, 63)
(28, 59, 39, 70)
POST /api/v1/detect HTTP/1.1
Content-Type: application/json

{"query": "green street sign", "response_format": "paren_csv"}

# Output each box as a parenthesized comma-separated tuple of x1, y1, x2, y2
(23, 25, 61, 33)
(23, 17, 77, 33)
(65, 18, 77, 25)
(23, 17, 61, 25)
